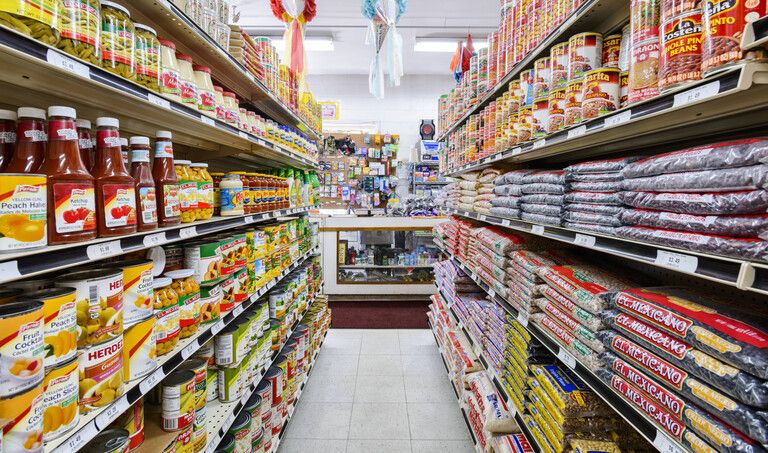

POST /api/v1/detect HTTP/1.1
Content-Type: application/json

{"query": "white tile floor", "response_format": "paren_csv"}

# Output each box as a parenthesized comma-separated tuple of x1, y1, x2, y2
(279, 329, 475, 453)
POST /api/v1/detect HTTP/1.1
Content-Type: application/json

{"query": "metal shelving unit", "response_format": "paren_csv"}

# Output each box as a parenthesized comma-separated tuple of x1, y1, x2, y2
(47, 246, 320, 453)
(0, 206, 311, 285)
(442, 63, 768, 176)
(338, 264, 435, 269)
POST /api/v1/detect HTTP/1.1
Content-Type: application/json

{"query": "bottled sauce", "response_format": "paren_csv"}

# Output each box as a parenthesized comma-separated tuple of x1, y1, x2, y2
(194, 65, 216, 117)
(93, 117, 136, 237)
(5, 107, 47, 173)
(76, 119, 95, 173)
(158, 40, 181, 103)
(246, 173, 258, 214)
(120, 137, 129, 166)
(220, 174, 243, 216)
(211, 172, 224, 216)
(239, 108, 249, 132)
(39, 106, 96, 244)
(175, 159, 197, 223)
(190, 163, 213, 220)
(253, 173, 264, 213)
(213, 86, 226, 122)
(129, 136, 158, 231)
(0, 110, 16, 172)
(176, 52, 198, 107)
(222, 92, 239, 127)
(230, 172, 249, 213)
(153, 131, 180, 227)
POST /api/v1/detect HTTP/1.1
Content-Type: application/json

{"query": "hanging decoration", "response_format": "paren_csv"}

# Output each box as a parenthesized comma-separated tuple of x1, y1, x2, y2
(449, 34, 475, 83)
(270, 0, 317, 81)
(362, 0, 407, 99)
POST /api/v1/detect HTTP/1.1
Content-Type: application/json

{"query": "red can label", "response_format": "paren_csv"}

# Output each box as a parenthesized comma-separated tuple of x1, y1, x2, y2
(602, 34, 623, 67)
(547, 88, 566, 132)
(702, 0, 767, 73)
(628, 39, 661, 104)
(660, 12, 703, 90)
(581, 68, 621, 119)
(564, 80, 584, 126)
(631, 0, 662, 41)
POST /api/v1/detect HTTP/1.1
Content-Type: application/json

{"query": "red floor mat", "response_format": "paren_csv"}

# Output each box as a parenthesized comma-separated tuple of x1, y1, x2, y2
(329, 300, 430, 329)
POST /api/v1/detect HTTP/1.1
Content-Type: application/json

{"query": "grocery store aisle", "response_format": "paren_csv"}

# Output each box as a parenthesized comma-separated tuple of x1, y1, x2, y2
(279, 329, 474, 453)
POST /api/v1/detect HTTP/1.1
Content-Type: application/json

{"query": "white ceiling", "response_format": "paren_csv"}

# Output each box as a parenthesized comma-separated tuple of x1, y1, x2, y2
(233, 0, 501, 75)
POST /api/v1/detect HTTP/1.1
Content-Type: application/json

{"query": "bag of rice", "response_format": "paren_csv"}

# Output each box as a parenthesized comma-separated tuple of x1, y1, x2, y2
(490, 434, 535, 453)
(523, 171, 566, 185)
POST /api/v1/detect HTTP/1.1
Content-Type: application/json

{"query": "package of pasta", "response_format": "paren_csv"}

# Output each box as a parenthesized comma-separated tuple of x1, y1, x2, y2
(521, 203, 565, 217)
(521, 212, 562, 226)
(537, 286, 604, 331)
(565, 191, 624, 206)
(521, 193, 566, 205)
(523, 414, 558, 453)
(566, 157, 642, 174)
(596, 368, 767, 453)
(523, 171, 566, 185)
(563, 222, 619, 236)
(566, 172, 624, 183)
(529, 364, 608, 416)
(600, 350, 768, 445)
(620, 209, 768, 237)
(565, 203, 625, 216)
(620, 190, 768, 215)
(615, 226, 768, 260)
(535, 299, 604, 352)
(490, 207, 522, 219)
(495, 185, 524, 196)
(623, 138, 768, 178)
(568, 181, 624, 193)
(532, 314, 603, 370)
(491, 433, 535, 453)
(600, 309, 768, 407)
(623, 164, 768, 193)
(601, 287, 768, 381)
(536, 265, 634, 314)
(563, 211, 623, 227)
(527, 402, 567, 451)
(521, 183, 567, 195)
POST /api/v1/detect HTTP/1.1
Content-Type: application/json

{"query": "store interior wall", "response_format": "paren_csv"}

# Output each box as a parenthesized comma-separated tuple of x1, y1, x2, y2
(308, 74, 456, 160)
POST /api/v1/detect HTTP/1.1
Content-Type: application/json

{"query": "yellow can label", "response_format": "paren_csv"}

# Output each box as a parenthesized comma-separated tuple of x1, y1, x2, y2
(41, 290, 78, 369)
(0, 174, 47, 251)
(0, 383, 44, 451)
(122, 261, 154, 326)
(123, 316, 156, 381)
(0, 0, 59, 29)
(0, 305, 45, 397)
(42, 358, 79, 440)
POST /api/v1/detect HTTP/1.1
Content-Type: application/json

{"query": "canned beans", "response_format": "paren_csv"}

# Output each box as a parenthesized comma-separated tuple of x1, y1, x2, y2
(702, 0, 767, 74)
(602, 34, 623, 67)
(662, 0, 701, 20)
(582, 68, 621, 119)
(550, 42, 569, 90)
(547, 88, 566, 132)
(628, 38, 661, 104)
(568, 33, 603, 81)
(660, 11, 703, 91)
(564, 79, 584, 126)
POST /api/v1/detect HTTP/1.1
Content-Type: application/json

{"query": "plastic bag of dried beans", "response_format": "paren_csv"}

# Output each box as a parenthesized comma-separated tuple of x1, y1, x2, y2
(563, 211, 623, 227)
(565, 191, 624, 205)
(622, 165, 768, 193)
(522, 171, 566, 185)
(565, 157, 641, 174)
(521, 183, 567, 195)
(563, 221, 618, 236)
(521, 194, 566, 205)
(615, 226, 768, 260)
(521, 203, 565, 217)
(620, 209, 768, 237)
(565, 203, 625, 216)
(521, 212, 562, 226)
(620, 190, 768, 215)
(566, 172, 624, 183)
(569, 181, 624, 192)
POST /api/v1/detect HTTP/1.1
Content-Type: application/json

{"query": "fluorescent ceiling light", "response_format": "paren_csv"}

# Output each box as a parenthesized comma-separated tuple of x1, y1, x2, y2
(414, 39, 488, 53)
(272, 37, 334, 52)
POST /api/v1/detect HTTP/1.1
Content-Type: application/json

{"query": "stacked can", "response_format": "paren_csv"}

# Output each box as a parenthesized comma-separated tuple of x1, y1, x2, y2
(659, 0, 703, 90)
(180, 358, 208, 452)
(161, 370, 195, 451)
(628, 0, 661, 104)
(702, 0, 766, 74)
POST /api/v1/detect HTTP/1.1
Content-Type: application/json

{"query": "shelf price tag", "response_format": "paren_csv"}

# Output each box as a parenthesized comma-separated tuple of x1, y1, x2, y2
(64, 423, 100, 451)
(224, 413, 236, 429)
(511, 147, 522, 155)
(179, 226, 197, 239)
(0, 260, 21, 283)
(531, 225, 545, 235)
(673, 81, 720, 107)
(488, 288, 496, 298)
(147, 94, 172, 110)
(567, 125, 587, 139)
(87, 240, 123, 260)
(211, 320, 225, 335)
(557, 347, 577, 369)
(95, 396, 130, 429)
(655, 250, 698, 273)
(516, 311, 529, 327)
(244, 216, 255, 224)
(574, 233, 596, 247)
(478, 214, 487, 222)
(182, 340, 199, 359)
(604, 110, 631, 127)
(47, 49, 90, 79)
(200, 115, 216, 127)
(238, 131, 249, 140)
(233, 305, 244, 317)
(501, 219, 511, 227)
(532, 139, 546, 149)
(142, 232, 167, 247)
(654, 431, 685, 453)
(139, 369, 165, 394)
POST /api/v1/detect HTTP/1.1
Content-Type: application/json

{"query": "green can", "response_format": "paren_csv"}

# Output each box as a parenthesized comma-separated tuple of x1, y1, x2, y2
(227, 411, 252, 453)
(216, 433, 235, 453)
(216, 364, 242, 403)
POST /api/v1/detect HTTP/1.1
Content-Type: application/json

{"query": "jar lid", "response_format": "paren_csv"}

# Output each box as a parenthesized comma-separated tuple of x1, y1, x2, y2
(223, 91, 237, 99)
(189, 162, 208, 168)
(193, 65, 211, 73)
(152, 277, 172, 289)
(214, 86, 224, 93)
(134, 23, 157, 36)
(0, 109, 17, 121)
(165, 269, 195, 279)
(130, 136, 150, 146)
(96, 117, 120, 128)
(174, 159, 191, 165)
(175, 52, 193, 63)
(101, 0, 130, 17)
(76, 119, 91, 129)
(18, 107, 46, 120)
(158, 39, 176, 49)
(48, 106, 76, 119)
(120, 137, 128, 147)
(156, 130, 173, 139)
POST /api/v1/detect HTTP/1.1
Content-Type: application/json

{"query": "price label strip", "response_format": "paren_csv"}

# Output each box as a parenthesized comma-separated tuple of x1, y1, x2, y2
(654, 430, 685, 453)
(673, 81, 720, 108)
(531, 225, 545, 235)
(47, 49, 90, 79)
(94, 396, 130, 429)
(139, 368, 164, 394)
(567, 125, 587, 139)
(142, 232, 167, 247)
(180, 226, 197, 239)
(655, 250, 698, 273)
(573, 233, 596, 247)
(557, 347, 577, 369)
(147, 93, 172, 110)
(86, 240, 123, 260)
(200, 115, 216, 127)
(604, 110, 632, 127)
(0, 260, 22, 284)
(61, 423, 100, 452)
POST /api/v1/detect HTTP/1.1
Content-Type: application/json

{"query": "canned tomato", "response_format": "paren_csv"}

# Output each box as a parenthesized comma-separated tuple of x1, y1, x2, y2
(78, 335, 125, 413)
(184, 240, 222, 285)
(255, 380, 272, 412)
(0, 382, 43, 452)
(550, 42, 569, 90)
(161, 369, 195, 432)
(112, 397, 144, 451)
(113, 259, 154, 327)
(217, 365, 242, 403)
(568, 32, 603, 81)
(0, 300, 44, 397)
(82, 428, 130, 453)
(532, 97, 550, 139)
(228, 411, 252, 453)
(702, 0, 766, 74)
(547, 89, 566, 133)
(265, 366, 284, 407)
(57, 269, 124, 347)
(220, 274, 237, 312)
(0, 173, 47, 252)
(532, 57, 551, 99)
(628, 38, 661, 104)
(41, 357, 78, 441)
(122, 314, 156, 381)
(620, 71, 629, 105)
(632, 0, 661, 41)
(581, 68, 621, 119)
(18, 288, 77, 370)
(602, 34, 623, 67)
(660, 11, 703, 91)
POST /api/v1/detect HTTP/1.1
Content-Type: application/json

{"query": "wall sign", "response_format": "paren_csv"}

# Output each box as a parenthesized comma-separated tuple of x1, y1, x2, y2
(320, 101, 340, 120)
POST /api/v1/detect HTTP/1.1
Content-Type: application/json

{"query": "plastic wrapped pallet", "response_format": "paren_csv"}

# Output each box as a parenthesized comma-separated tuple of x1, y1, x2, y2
(620, 190, 768, 215)
(620, 209, 768, 237)
(615, 226, 768, 261)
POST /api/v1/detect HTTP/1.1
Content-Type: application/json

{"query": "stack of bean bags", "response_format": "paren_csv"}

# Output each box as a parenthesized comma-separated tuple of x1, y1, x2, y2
(618, 138, 768, 260)
(596, 286, 768, 453)
(474, 168, 502, 215)
(520, 171, 567, 226)
(490, 170, 532, 219)
(563, 157, 638, 236)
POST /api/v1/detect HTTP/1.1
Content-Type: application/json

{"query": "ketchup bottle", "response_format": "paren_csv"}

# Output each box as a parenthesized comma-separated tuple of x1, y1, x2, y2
(38, 106, 96, 245)
(0, 109, 16, 172)
(93, 117, 137, 237)
(130, 136, 158, 231)
(5, 107, 47, 173)
(153, 131, 180, 227)
(76, 119, 95, 173)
